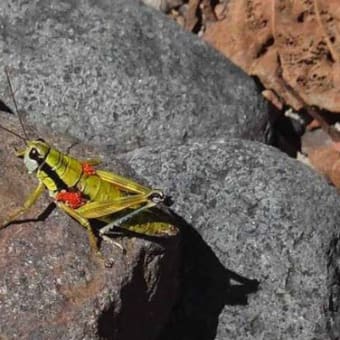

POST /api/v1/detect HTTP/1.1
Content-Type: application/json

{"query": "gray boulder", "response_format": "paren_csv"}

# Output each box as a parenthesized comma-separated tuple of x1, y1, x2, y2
(0, 0, 267, 152)
(118, 138, 340, 340)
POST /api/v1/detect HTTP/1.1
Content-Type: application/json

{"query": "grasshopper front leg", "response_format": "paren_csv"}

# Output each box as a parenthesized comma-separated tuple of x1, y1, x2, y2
(1, 181, 45, 228)
(99, 201, 158, 236)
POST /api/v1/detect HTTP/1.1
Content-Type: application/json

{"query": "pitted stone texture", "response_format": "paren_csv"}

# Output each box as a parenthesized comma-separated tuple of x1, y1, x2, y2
(118, 139, 340, 340)
(0, 0, 267, 152)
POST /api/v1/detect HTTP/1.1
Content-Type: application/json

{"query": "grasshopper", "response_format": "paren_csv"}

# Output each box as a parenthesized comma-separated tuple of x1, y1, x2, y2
(0, 71, 176, 255)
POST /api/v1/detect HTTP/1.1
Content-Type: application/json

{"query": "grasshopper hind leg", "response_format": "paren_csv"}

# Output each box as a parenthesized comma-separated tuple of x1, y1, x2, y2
(57, 190, 165, 255)
(99, 201, 156, 237)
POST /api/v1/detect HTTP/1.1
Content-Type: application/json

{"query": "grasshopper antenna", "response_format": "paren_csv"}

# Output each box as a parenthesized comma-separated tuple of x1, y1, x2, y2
(0, 90, 27, 142)
(5, 67, 29, 142)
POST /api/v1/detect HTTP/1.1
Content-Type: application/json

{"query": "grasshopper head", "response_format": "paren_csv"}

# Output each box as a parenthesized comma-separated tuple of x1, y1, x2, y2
(17, 139, 51, 174)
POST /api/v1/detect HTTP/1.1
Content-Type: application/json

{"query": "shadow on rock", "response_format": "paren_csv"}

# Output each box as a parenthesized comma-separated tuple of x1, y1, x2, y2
(3, 202, 56, 226)
(158, 213, 259, 340)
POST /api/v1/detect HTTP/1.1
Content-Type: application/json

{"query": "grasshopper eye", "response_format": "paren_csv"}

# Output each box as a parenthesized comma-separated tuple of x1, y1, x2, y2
(29, 148, 39, 159)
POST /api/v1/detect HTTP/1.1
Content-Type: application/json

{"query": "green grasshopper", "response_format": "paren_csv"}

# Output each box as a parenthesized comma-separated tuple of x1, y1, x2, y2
(0, 71, 176, 255)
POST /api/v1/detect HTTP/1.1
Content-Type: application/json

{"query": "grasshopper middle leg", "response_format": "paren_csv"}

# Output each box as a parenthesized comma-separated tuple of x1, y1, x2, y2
(57, 202, 100, 255)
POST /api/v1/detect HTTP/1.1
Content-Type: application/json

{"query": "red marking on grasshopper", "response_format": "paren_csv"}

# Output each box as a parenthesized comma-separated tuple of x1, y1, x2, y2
(55, 191, 86, 209)
(82, 162, 96, 176)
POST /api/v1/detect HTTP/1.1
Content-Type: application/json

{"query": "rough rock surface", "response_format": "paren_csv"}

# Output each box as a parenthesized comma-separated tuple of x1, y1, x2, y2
(0, 0, 267, 152)
(204, 0, 340, 112)
(118, 138, 340, 340)
(0, 114, 180, 340)
(2, 0, 339, 339)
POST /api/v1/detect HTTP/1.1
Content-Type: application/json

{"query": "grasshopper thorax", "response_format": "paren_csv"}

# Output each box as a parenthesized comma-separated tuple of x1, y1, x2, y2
(19, 139, 50, 174)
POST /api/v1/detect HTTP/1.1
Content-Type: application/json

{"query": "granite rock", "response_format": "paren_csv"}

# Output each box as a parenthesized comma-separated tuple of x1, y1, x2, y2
(0, 0, 268, 152)
(118, 138, 340, 340)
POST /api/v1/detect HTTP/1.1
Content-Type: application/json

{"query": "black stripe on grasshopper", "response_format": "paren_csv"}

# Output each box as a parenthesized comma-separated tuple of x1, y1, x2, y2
(39, 162, 69, 191)
(23, 144, 68, 191)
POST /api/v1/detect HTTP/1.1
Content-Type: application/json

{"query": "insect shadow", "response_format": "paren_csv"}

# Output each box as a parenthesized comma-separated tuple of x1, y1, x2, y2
(6, 202, 57, 225)
(157, 212, 260, 340)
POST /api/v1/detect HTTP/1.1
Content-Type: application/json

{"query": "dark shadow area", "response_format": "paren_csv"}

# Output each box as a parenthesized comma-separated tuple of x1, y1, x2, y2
(97, 303, 117, 339)
(157, 212, 259, 340)
(98, 253, 163, 340)
(0, 98, 14, 114)
(268, 104, 303, 158)
(268, 103, 340, 159)
(2, 202, 56, 226)
(97, 207, 180, 340)
(252, 76, 303, 158)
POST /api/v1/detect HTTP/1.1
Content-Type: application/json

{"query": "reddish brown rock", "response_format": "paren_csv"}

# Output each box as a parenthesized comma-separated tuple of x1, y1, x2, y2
(203, 0, 340, 113)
